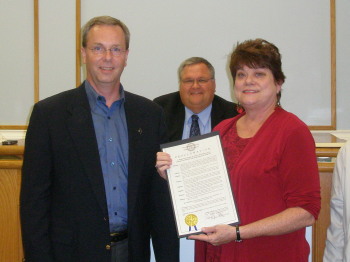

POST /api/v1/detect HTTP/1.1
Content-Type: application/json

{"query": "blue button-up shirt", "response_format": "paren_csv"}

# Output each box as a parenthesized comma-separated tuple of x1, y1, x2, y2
(182, 105, 212, 139)
(85, 80, 128, 232)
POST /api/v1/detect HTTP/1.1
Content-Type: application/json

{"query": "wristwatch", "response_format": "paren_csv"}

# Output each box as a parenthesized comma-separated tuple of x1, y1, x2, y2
(235, 225, 243, 242)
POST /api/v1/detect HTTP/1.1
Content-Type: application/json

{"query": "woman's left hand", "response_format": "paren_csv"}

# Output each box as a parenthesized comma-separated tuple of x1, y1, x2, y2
(188, 224, 236, 246)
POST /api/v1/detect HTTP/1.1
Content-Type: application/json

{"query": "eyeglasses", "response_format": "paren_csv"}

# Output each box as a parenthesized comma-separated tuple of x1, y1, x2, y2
(181, 78, 214, 87)
(89, 46, 126, 56)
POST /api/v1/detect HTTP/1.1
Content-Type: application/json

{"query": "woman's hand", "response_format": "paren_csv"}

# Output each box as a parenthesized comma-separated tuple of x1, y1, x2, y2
(155, 152, 172, 180)
(188, 224, 236, 246)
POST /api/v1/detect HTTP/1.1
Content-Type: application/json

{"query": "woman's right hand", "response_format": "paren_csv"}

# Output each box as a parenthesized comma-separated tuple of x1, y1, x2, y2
(155, 152, 172, 180)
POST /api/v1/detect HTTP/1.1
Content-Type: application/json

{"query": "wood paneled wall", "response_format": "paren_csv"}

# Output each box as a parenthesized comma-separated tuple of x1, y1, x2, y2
(0, 161, 23, 262)
(0, 144, 339, 262)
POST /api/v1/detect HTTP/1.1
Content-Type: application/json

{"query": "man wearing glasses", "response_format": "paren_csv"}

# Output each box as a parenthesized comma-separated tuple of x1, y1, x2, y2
(154, 57, 238, 142)
(153, 57, 237, 260)
(20, 16, 178, 262)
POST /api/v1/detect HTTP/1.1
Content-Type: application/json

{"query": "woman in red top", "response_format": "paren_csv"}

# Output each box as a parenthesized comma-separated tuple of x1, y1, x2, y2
(156, 39, 321, 261)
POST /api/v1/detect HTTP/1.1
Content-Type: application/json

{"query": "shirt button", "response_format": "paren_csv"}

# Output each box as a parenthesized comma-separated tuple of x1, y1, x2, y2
(104, 217, 108, 221)
(111, 162, 115, 166)
(109, 138, 113, 142)
(106, 244, 111, 250)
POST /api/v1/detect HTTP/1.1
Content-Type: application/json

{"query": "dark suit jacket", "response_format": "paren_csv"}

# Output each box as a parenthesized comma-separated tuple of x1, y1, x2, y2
(153, 92, 238, 142)
(20, 83, 179, 262)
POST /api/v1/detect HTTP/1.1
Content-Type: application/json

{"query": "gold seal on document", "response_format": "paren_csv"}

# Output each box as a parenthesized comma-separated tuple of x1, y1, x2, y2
(185, 214, 198, 227)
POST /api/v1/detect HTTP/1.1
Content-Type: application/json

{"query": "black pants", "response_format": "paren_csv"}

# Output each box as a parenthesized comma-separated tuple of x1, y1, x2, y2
(111, 238, 128, 262)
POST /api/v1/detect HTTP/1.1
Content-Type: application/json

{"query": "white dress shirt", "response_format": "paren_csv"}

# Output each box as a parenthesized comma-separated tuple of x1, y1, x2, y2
(324, 140, 350, 261)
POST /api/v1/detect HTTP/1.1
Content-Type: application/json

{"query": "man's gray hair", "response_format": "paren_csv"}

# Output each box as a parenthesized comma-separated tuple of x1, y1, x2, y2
(177, 57, 215, 81)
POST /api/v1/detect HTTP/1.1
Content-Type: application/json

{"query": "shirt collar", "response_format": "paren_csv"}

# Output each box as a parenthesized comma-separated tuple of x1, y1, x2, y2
(85, 80, 126, 110)
(184, 104, 212, 126)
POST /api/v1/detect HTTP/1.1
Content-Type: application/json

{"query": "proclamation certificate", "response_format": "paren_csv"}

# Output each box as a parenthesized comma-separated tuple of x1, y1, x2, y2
(161, 132, 240, 238)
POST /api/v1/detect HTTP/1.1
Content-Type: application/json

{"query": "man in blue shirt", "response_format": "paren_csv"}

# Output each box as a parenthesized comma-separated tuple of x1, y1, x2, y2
(153, 57, 237, 260)
(154, 57, 238, 142)
(20, 16, 178, 262)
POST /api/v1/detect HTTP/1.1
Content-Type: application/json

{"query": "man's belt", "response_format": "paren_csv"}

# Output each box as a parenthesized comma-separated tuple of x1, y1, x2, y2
(110, 230, 128, 243)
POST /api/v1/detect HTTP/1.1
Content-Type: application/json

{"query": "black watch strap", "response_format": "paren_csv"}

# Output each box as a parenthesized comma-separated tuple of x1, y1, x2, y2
(235, 225, 243, 242)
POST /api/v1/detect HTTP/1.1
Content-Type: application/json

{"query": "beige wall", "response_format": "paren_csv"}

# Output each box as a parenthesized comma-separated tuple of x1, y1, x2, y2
(0, 0, 349, 129)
